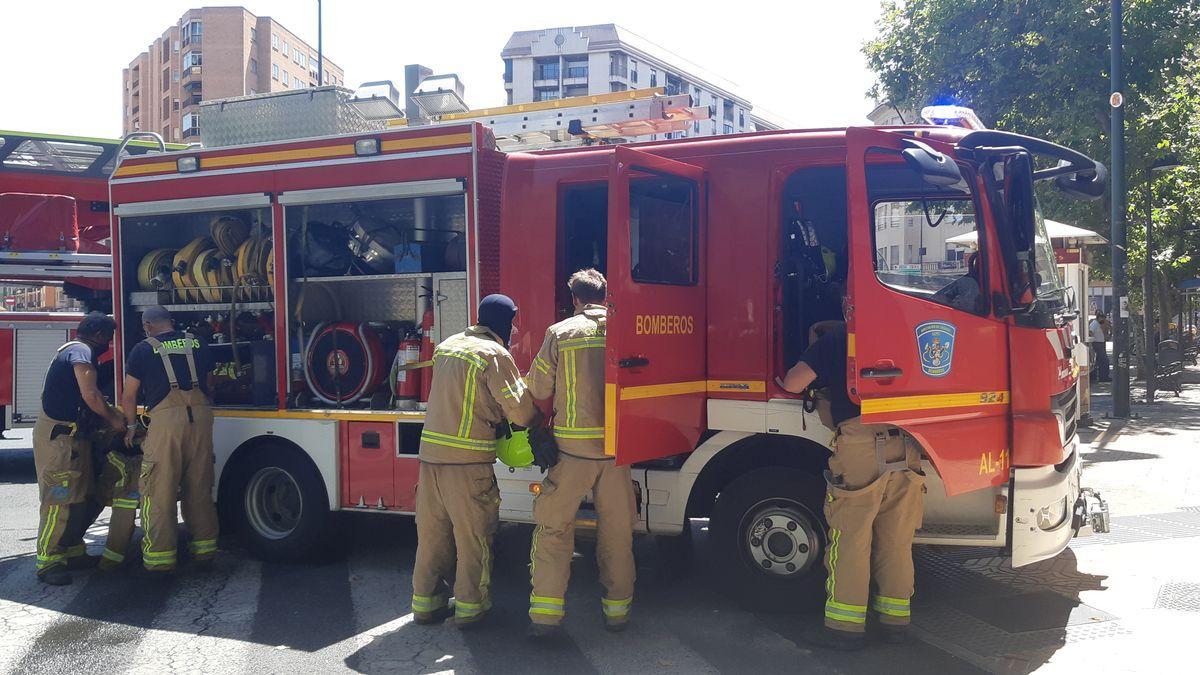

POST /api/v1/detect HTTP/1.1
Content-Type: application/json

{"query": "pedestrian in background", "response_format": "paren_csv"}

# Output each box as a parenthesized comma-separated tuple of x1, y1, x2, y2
(1089, 310, 1111, 383)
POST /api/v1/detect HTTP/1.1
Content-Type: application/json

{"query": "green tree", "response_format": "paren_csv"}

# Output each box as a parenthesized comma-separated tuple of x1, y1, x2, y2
(864, 0, 1200, 321)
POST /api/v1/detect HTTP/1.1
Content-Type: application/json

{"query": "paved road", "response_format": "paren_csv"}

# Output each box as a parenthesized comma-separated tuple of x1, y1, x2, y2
(5, 385, 1200, 675)
(0, 428, 981, 674)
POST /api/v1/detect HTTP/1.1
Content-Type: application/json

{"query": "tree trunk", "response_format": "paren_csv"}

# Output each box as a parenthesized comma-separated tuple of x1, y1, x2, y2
(1157, 270, 1173, 342)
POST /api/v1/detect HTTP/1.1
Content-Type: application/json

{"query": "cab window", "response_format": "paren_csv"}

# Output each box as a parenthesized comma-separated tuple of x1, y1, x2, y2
(868, 159, 985, 315)
(630, 176, 696, 285)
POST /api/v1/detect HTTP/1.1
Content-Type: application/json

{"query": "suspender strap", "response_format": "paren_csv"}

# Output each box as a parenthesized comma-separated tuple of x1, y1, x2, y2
(145, 337, 178, 389)
(875, 429, 922, 475)
(145, 333, 200, 390)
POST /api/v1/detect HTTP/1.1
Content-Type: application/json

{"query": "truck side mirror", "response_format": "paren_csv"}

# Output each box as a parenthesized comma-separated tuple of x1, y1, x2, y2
(1004, 152, 1036, 251)
(1054, 161, 1107, 201)
(901, 141, 963, 187)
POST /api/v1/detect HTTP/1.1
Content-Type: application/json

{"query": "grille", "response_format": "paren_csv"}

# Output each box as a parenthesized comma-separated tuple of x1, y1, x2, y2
(1051, 384, 1079, 442)
(1155, 582, 1200, 612)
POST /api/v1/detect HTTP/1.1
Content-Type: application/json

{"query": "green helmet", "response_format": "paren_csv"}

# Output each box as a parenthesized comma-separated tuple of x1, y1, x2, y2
(496, 426, 534, 468)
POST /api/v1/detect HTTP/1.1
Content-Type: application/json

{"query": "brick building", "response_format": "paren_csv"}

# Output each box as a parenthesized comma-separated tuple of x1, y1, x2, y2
(122, 6, 345, 143)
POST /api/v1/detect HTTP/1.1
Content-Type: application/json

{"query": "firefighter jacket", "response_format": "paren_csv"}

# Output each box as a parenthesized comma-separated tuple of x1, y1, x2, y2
(526, 304, 608, 459)
(419, 325, 538, 464)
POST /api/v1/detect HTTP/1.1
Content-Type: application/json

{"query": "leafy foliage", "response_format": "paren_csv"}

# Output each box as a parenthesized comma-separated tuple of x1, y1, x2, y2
(865, 0, 1200, 299)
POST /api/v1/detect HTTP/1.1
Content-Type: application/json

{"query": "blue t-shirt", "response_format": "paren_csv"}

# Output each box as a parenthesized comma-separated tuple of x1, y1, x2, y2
(798, 330, 860, 427)
(41, 342, 94, 422)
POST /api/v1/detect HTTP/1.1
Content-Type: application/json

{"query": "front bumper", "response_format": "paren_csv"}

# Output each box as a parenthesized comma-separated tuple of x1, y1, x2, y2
(1008, 440, 1108, 567)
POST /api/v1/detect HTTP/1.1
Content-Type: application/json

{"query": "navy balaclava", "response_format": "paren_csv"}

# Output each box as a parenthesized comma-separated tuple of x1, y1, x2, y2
(477, 294, 518, 345)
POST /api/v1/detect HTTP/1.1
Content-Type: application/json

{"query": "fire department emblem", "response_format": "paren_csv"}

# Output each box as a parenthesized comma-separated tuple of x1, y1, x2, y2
(916, 321, 956, 378)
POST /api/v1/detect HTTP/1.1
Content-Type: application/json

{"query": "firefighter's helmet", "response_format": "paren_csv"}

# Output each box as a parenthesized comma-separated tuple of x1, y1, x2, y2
(496, 425, 534, 468)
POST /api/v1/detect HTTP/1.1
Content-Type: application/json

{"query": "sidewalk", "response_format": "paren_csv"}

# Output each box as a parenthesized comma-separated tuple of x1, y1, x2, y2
(910, 372, 1200, 674)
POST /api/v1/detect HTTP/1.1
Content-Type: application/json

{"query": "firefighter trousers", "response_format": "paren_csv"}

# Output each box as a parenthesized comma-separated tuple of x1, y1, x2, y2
(96, 451, 142, 569)
(412, 462, 500, 623)
(32, 415, 95, 574)
(823, 418, 925, 633)
(139, 389, 219, 571)
(529, 453, 637, 627)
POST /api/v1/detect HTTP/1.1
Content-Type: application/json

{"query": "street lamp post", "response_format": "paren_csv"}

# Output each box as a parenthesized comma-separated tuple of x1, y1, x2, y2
(316, 0, 323, 88)
(1111, 0, 1130, 418)
(1144, 156, 1184, 404)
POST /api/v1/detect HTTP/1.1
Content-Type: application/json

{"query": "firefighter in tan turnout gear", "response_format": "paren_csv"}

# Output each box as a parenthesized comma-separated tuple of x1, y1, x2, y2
(32, 312, 125, 585)
(781, 326, 925, 651)
(525, 269, 637, 638)
(412, 294, 540, 628)
(121, 306, 219, 573)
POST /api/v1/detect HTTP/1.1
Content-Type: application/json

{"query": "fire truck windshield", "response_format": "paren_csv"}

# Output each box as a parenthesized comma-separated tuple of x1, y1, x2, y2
(1031, 201, 1064, 299)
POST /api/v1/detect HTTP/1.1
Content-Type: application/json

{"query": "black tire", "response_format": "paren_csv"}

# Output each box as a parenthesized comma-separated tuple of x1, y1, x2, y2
(219, 442, 340, 562)
(709, 467, 827, 612)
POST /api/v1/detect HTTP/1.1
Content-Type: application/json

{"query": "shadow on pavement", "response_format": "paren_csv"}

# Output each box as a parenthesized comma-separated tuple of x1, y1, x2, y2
(914, 546, 1109, 674)
(0, 446, 35, 485)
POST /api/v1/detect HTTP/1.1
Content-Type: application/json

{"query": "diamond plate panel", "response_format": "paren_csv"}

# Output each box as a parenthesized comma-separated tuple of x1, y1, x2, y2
(433, 273, 468, 344)
(200, 87, 386, 148)
(296, 278, 419, 325)
(1155, 582, 1200, 612)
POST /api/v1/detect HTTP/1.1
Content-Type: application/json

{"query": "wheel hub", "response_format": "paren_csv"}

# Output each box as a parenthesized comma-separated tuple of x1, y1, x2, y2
(744, 503, 819, 578)
(245, 467, 303, 540)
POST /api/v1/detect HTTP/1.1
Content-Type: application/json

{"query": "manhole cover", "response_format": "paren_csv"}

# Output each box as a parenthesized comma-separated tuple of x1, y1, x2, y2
(953, 591, 1116, 633)
(1155, 582, 1200, 612)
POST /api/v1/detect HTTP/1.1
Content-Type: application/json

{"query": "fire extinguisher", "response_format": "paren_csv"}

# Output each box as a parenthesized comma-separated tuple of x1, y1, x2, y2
(419, 288, 436, 402)
(392, 330, 423, 400)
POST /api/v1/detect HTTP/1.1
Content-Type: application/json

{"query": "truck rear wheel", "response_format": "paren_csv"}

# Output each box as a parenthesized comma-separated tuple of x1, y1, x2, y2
(709, 468, 827, 611)
(221, 444, 339, 561)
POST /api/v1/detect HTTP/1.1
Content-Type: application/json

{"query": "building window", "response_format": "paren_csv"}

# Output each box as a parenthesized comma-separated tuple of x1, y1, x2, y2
(611, 82, 628, 93)
(282, 41, 290, 57)
(183, 51, 202, 69)
(609, 52, 628, 78)
(298, 53, 306, 68)
(272, 32, 279, 49)
(162, 40, 170, 62)
(534, 88, 560, 102)
(506, 90, 514, 105)
(250, 27, 257, 42)
(565, 57, 588, 79)
(282, 71, 289, 86)
(650, 69, 657, 87)
(183, 20, 202, 46)
(739, 110, 745, 128)
(249, 58, 258, 74)
(173, 40, 180, 53)
(272, 63, 279, 80)
(630, 60, 638, 83)
(173, 98, 180, 111)
(162, 97, 170, 120)
(535, 58, 560, 81)
(173, 70, 180, 82)
(162, 67, 170, 91)
(503, 58, 513, 83)
(693, 121, 700, 134)
(563, 85, 587, 98)
(723, 123, 734, 135)
(182, 113, 200, 138)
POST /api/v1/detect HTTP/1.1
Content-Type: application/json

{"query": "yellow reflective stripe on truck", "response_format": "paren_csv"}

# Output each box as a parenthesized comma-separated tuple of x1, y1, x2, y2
(861, 391, 1010, 415)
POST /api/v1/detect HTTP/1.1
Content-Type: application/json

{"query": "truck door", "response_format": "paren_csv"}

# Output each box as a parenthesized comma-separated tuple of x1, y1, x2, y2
(605, 146, 706, 465)
(845, 127, 1011, 496)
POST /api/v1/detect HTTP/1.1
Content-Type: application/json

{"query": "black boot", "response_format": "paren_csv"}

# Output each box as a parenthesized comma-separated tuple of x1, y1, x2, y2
(878, 623, 909, 644)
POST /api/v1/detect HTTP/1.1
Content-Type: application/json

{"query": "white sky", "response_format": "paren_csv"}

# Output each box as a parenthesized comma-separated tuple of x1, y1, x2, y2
(0, 0, 883, 138)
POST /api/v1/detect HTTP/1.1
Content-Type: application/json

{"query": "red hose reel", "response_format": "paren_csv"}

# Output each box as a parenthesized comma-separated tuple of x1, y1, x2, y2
(303, 322, 386, 405)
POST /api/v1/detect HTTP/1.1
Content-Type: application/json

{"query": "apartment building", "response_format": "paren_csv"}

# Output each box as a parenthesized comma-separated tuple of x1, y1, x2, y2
(501, 25, 777, 140)
(122, 6, 345, 143)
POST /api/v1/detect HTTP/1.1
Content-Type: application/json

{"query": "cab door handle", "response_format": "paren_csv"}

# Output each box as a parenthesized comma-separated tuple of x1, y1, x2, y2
(619, 356, 650, 368)
(861, 360, 902, 379)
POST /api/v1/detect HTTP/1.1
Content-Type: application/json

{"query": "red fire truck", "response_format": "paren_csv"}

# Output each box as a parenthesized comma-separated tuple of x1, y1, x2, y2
(0, 131, 183, 430)
(108, 118, 1108, 603)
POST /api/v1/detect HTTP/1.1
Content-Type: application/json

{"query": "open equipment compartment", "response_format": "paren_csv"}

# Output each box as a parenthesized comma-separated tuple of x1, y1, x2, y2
(280, 178, 471, 411)
(115, 194, 277, 408)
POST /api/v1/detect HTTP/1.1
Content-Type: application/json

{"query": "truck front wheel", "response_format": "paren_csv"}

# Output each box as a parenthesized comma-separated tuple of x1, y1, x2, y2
(220, 444, 339, 561)
(709, 468, 827, 611)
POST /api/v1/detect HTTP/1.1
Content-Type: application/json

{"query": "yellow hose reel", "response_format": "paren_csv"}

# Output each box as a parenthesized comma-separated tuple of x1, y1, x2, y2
(137, 248, 177, 291)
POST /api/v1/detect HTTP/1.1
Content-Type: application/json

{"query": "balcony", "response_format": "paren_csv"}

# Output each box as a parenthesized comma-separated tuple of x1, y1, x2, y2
(183, 65, 202, 81)
(183, 127, 201, 139)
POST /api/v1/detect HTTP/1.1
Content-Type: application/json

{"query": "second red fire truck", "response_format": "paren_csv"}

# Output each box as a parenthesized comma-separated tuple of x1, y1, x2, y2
(107, 113, 1108, 604)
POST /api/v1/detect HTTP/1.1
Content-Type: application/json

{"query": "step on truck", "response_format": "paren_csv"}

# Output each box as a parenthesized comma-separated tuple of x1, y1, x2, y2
(108, 117, 1109, 604)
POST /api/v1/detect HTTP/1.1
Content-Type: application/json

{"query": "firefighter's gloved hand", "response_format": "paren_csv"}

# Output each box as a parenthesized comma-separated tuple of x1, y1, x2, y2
(529, 426, 559, 473)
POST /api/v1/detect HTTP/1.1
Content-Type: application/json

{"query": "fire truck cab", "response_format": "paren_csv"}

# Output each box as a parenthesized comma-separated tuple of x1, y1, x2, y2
(109, 119, 1107, 603)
